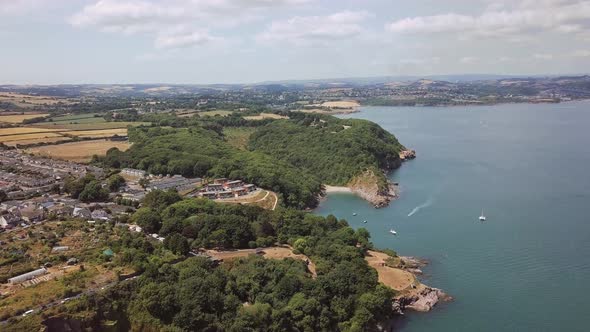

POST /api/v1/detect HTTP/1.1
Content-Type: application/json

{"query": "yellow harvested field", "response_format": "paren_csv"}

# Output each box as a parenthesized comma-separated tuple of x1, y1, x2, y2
(27, 139, 131, 163)
(0, 92, 75, 107)
(320, 100, 360, 108)
(3, 137, 70, 147)
(0, 132, 64, 142)
(62, 128, 127, 138)
(365, 250, 416, 291)
(0, 127, 61, 136)
(32, 121, 148, 130)
(243, 113, 288, 120)
(0, 113, 50, 123)
(198, 110, 233, 117)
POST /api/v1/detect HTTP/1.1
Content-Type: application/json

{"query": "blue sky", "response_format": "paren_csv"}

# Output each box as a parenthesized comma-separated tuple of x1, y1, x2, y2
(2, 0, 590, 84)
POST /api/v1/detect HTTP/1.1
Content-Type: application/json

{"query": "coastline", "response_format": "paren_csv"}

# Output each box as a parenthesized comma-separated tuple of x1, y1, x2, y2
(365, 250, 450, 328)
(358, 98, 590, 109)
(321, 149, 415, 208)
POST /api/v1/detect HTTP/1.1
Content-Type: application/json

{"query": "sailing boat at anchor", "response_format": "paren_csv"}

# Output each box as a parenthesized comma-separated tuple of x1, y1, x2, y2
(479, 209, 486, 221)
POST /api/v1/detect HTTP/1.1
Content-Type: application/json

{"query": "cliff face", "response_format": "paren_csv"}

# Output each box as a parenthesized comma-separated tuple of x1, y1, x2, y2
(348, 169, 399, 208)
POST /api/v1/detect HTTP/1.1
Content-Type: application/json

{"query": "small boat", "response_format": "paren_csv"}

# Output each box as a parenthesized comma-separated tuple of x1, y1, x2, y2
(353, 213, 357, 216)
(479, 209, 486, 221)
(363, 220, 367, 223)
(389, 229, 397, 235)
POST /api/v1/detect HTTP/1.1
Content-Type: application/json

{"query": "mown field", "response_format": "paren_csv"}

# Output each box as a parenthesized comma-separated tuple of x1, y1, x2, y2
(0, 126, 131, 146)
(62, 128, 128, 138)
(243, 112, 288, 120)
(47, 113, 104, 124)
(0, 113, 49, 123)
(33, 121, 148, 130)
(0, 132, 64, 143)
(0, 127, 61, 136)
(198, 110, 233, 117)
(0, 92, 76, 108)
(26, 139, 131, 162)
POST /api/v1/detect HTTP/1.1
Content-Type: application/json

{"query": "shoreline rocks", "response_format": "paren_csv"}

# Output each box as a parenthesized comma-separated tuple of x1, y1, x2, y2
(396, 286, 451, 313)
(351, 180, 399, 208)
(399, 149, 416, 161)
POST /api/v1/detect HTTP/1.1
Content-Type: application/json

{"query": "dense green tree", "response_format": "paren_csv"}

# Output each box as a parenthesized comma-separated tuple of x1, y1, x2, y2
(130, 207, 161, 234)
(164, 233, 190, 255)
(107, 174, 126, 192)
(78, 180, 109, 202)
(64, 174, 96, 199)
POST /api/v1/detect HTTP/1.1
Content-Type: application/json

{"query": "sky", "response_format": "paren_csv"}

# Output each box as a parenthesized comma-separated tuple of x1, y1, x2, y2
(1, 0, 590, 84)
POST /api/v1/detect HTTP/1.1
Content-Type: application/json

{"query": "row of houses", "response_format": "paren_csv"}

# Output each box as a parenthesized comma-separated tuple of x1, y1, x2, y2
(147, 175, 203, 192)
(198, 179, 257, 200)
(0, 149, 104, 200)
(1, 196, 133, 229)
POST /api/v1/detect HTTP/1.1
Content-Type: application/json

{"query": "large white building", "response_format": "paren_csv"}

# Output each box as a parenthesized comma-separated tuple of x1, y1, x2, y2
(7, 268, 48, 284)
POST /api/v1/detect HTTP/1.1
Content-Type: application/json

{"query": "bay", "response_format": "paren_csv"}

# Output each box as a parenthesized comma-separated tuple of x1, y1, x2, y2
(315, 101, 590, 331)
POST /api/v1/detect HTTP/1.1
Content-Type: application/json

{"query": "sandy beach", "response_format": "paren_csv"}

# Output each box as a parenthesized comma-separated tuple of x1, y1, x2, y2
(323, 185, 352, 193)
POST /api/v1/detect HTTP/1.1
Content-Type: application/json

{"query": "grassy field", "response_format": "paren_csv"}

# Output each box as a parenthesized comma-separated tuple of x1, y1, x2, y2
(26, 139, 131, 162)
(243, 113, 288, 120)
(33, 121, 148, 130)
(62, 128, 127, 138)
(1, 128, 129, 146)
(223, 127, 255, 150)
(320, 100, 360, 108)
(0, 113, 50, 123)
(365, 250, 417, 292)
(0, 127, 61, 136)
(198, 110, 233, 117)
(0, 132, 65, 142)
(47, 113, 104, 124)
(3, 137, 71, 146)
(0, 92, 75, 108)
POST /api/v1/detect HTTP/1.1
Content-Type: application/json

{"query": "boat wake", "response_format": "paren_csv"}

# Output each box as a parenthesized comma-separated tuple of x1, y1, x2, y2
(407, 198, 433, 217)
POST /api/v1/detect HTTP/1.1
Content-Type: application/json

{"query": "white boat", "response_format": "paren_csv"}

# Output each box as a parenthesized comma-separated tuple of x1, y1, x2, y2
(363, 220, 367, 223)
(353, 213, 357, 216)
(389, 229, 397, 235)
(479, 209, 486, 221)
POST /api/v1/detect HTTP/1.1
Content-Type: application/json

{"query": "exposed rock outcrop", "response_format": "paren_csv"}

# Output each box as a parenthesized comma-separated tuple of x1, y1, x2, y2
(398, 286, 451, 312)
(399, 149, 416, 161)
(348, 169, 399, 208)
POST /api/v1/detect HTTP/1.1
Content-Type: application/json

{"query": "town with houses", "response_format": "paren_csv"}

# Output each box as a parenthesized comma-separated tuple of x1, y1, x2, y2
(0, 147, 259, 232)
(0, 146, 262, 303)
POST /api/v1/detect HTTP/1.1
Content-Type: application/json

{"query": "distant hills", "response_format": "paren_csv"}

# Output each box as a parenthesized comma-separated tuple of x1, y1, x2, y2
(1, 75, 589, 98)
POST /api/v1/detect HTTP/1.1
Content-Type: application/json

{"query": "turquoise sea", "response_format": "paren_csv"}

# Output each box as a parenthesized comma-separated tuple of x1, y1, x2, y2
(315, 102, 590, 331)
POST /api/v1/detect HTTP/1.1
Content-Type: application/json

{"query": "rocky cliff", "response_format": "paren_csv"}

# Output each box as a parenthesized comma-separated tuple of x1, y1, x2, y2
(348, 169, 399, 208)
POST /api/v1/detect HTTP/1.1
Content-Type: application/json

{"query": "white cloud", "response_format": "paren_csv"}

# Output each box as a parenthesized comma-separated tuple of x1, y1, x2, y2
(0, 0, 53, 15)
(256, 10, 372, 45)
(385, 0, 590, 39)
(572, 49, 590, 56)
(460, 56, 479, 64)
(155, 31, 219, 49)
(70, 0, 312, 48)
(533, 53, 554, 60)
(398, 57, 441, 65)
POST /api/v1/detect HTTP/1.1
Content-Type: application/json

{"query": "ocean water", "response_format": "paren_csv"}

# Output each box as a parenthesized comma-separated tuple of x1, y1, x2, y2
(315, 102, 590, 332)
